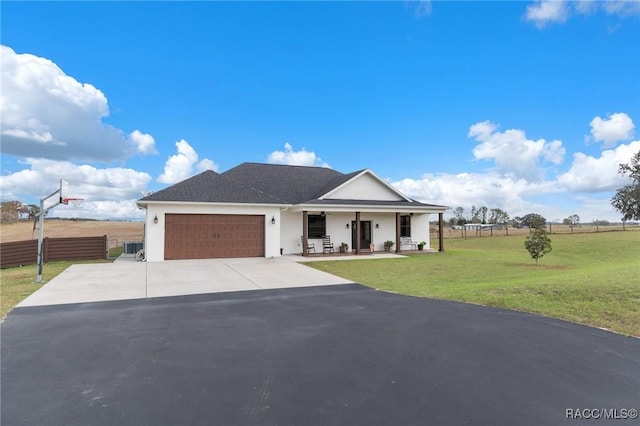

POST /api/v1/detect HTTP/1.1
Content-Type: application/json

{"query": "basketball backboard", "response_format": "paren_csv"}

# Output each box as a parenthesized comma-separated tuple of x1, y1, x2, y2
(60, 179, 69, 203)
(42, 179, 68, 211)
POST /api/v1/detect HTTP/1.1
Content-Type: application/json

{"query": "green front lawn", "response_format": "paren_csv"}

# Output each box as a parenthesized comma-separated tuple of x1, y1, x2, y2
(307, 231, 640, 336)
(0, 260, 110, 319)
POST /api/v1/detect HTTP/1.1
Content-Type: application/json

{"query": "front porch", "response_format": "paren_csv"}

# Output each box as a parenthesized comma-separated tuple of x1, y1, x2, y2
(296, 210, 446, 257)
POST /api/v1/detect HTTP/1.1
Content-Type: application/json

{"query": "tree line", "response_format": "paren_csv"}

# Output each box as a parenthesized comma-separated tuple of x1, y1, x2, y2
(448, 207, 583, 229)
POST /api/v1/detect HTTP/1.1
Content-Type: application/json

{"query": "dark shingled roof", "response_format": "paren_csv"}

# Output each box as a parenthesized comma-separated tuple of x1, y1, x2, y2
(221, 163, 345, 204)
(138, 163, 446, 209)
(138, 170, 286, 204)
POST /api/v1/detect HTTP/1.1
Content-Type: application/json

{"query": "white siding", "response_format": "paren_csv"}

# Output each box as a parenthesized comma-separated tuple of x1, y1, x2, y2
(327, 173, 404, 201)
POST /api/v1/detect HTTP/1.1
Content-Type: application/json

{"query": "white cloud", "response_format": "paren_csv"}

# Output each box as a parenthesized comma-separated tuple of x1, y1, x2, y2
(392, 120, 640, 223)
(573, 0, 598, 15)
(0, 45, 154, 161)
(129, 130, 158, 155)
(525, 0, 640, 27)
(412, 0, 432, 18)
(589, 112, 635, 147)
(602, 0, 640, 16)
(524, 1, 569, 27)
(157, 140, 218, 184)
(392, 172, 559, 219)
(469, 121, 565, 181)
(0, 158, 152, 219)
(267, 143, 330, 168)
(557, 140, 640, 192)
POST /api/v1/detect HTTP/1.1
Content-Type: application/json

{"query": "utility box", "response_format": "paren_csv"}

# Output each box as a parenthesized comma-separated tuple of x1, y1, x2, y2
(124, 241, 144, 254)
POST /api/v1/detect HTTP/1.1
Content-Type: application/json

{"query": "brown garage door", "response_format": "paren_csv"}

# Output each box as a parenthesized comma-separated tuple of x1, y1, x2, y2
(164, 214, 265, 260)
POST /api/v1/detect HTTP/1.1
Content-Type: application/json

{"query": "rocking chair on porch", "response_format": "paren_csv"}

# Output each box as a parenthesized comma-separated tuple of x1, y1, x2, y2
(301, 236, 316, 254)
(322, 235, 334, 254)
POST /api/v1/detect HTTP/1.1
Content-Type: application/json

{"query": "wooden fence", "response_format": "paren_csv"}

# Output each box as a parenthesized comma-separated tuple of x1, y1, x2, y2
(0, 235, 107, 269)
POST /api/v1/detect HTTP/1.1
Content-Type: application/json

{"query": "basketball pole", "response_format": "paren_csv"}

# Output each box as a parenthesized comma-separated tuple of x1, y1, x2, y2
(35, 184, 63, 283)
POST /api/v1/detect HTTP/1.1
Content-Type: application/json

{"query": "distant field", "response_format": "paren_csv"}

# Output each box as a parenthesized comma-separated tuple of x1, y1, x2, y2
(0, 219, 144, 243)
(309, 230, 640, 336)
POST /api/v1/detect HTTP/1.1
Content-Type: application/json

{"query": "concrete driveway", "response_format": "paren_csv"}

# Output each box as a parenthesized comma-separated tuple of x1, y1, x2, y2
(17, 256, 361, 307)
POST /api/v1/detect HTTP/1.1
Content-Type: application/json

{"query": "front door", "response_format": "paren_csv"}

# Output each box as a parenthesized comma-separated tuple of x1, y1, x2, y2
(352, 221, 372, 251)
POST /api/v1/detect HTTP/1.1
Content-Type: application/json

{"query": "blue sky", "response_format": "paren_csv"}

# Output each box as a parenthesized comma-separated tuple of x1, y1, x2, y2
(1, 1, 639, 222)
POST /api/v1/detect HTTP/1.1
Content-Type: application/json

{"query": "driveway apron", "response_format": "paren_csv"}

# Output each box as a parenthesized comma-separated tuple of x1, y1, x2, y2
(17, 257, 354, 307)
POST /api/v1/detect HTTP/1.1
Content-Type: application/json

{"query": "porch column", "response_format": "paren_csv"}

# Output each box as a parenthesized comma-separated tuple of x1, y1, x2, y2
(302, 210, 308, 256)
(395, 212, 401, 253)
(355, 212, 361, 254)
(438, 212, 445, 252)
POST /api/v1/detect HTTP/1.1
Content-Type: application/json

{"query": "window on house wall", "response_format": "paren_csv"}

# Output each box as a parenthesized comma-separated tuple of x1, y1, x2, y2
(308, 214, 326, 238)
(400, 215, 411, 237)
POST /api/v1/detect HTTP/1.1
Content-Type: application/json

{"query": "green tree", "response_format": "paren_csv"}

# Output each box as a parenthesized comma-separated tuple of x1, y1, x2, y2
(479, 206, 488, 224)
(489, 208, 510, 225)
(520, 213, 546, 228)
(524, 225, 552, 265)
(563, 214, 580, 232)
(611, 150, 640, 221)
(453, 207, 467, 226)
(470, 205, 480, 223)
(26, 204, 40, 220)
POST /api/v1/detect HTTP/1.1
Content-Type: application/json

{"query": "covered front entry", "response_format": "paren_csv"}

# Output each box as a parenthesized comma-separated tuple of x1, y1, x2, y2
(164, 214, 265, 260)
(352, 221, 372, 252)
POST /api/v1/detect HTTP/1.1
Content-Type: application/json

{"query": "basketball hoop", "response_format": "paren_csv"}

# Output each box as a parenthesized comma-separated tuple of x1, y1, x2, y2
(62, 198, 84, 207)
(35, 180, 85, 283)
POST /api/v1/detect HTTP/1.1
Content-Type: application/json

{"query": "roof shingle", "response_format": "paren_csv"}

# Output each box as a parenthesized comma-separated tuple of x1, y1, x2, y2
(138, 162, 446, 210)
(138, 170, 285, 204)
(222, 162, 344, 204)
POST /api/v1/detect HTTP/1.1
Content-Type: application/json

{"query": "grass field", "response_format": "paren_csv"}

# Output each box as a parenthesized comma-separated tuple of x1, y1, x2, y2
(308, 230, 640, 336)
(0, 219, 144, 243)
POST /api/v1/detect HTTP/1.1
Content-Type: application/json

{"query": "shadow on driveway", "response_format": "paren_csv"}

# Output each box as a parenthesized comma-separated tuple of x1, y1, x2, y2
(2, 284, 638, 426)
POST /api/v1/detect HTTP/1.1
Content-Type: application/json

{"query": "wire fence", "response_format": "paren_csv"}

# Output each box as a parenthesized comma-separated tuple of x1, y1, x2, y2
(431, 223, 640, 240)
(107, 234, 144, 259)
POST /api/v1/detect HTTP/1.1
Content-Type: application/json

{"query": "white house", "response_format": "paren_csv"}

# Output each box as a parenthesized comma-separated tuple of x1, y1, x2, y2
(136, 163, 448, 261)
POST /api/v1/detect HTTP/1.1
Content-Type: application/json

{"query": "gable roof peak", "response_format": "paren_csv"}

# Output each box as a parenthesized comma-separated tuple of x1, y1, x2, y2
(234, 162, 332, 171)
(318, 168, 412, 202)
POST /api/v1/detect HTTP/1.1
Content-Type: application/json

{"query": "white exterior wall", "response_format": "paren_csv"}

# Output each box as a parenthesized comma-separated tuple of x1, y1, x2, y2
(144, 203, 282, 261)
(280, 209, 303, 254)
(325, 212, 357, 251)
(327, 174, 404, 201)
(410, 214, 431, 250)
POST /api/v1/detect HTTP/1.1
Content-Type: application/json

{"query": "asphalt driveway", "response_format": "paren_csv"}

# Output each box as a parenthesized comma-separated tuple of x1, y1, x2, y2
(2, 284, 638, 426)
